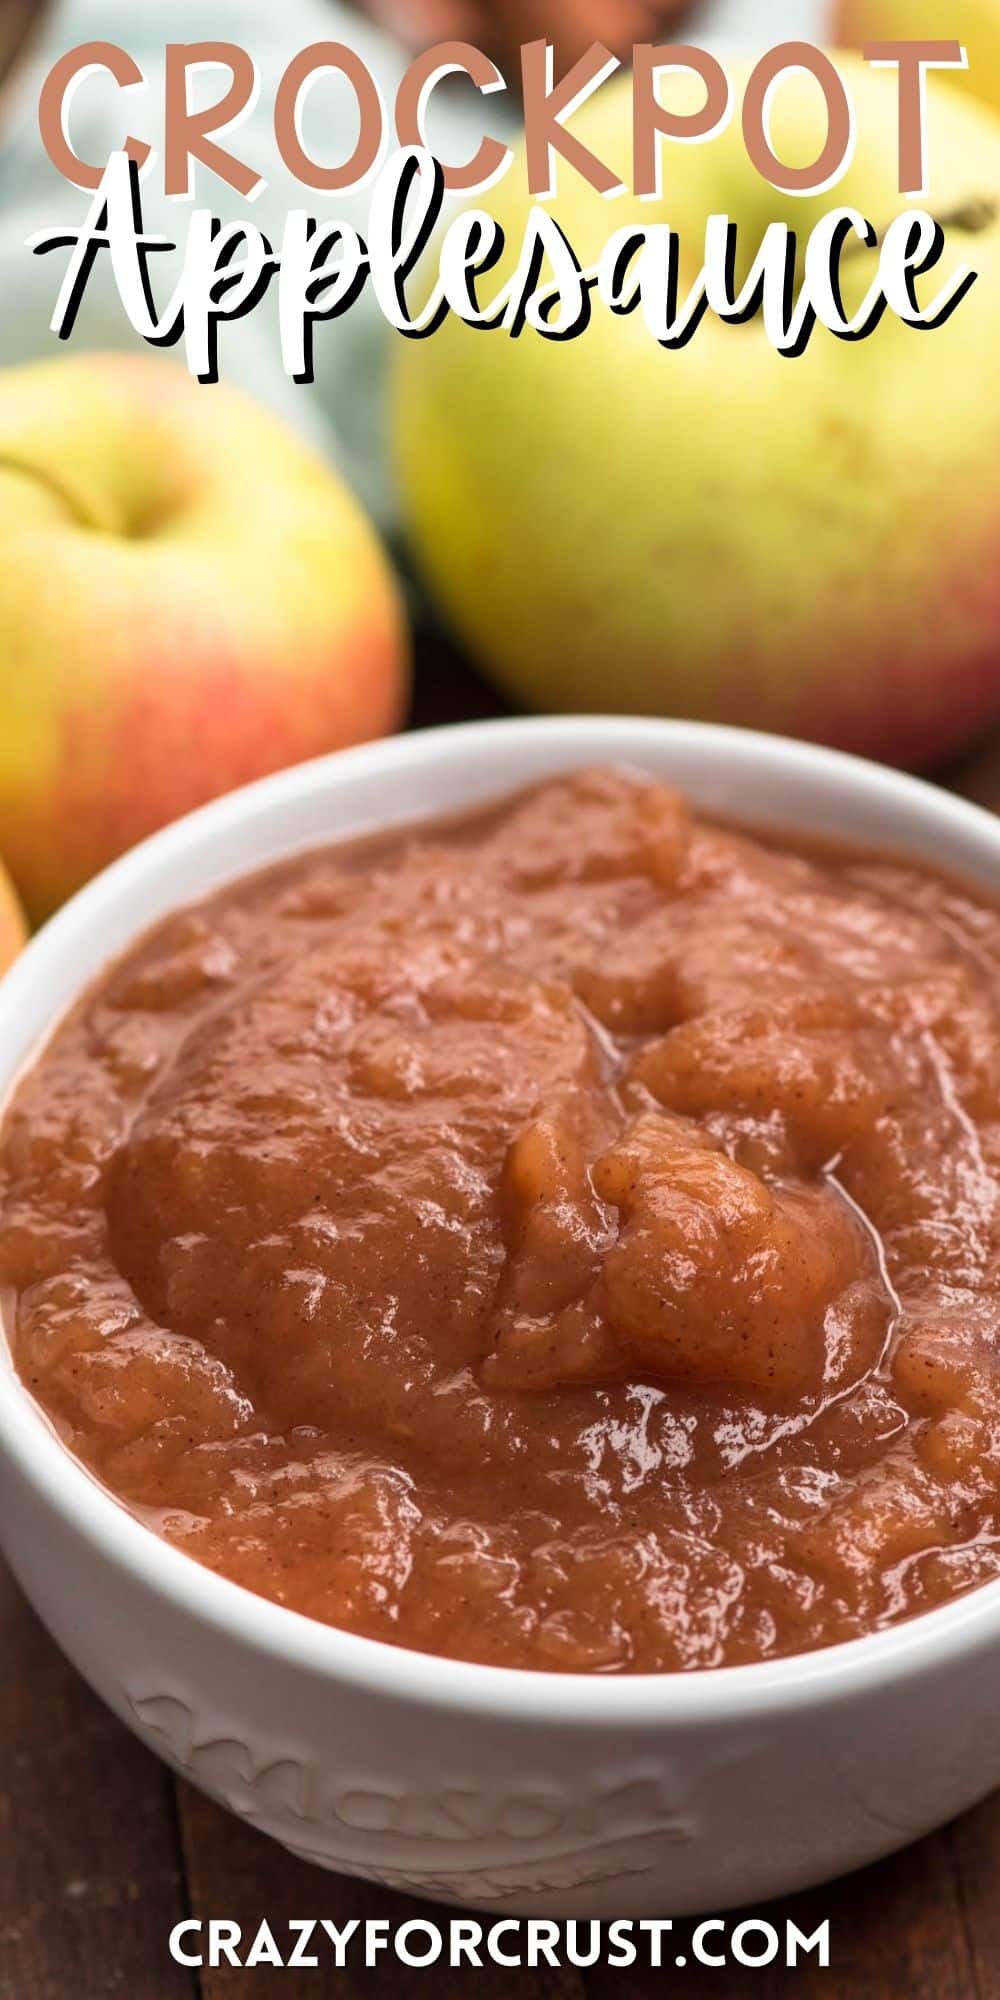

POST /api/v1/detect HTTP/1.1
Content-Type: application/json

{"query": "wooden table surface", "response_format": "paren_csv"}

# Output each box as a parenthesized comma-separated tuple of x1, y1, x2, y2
(3, 631, 1000, 1998)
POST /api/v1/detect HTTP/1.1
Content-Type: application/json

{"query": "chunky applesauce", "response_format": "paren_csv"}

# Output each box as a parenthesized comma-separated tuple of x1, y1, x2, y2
(4, 767, 1000, 1672)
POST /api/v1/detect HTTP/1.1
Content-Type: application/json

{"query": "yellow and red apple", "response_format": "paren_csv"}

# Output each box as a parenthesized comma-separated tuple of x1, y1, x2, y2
(0, 354, 408, 921)
(394, 57, 1000, 768)
(833, 0, 1000, 116)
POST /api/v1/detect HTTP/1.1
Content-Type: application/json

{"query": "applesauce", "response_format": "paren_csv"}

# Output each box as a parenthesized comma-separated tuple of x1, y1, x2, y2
(4, 766, 1000, 1673)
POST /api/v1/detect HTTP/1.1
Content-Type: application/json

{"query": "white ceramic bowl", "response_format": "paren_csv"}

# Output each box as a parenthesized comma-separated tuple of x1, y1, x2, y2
(2, 716, 1000, 1920)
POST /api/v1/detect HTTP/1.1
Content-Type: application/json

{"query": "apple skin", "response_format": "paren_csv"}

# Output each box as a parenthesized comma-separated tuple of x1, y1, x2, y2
(0, 355, 408, 921)
(835, 0, 1000, 116)
(0, 866, 26, 970)
(394, 58, 1000, 770)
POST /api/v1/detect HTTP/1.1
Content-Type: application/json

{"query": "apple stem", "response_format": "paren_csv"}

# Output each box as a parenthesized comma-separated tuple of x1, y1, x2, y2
(839, 194, 998, 263)
(928, 196, 999, 235)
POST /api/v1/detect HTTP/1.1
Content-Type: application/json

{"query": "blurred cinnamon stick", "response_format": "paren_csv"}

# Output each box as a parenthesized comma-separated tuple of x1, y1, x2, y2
(0, 0, 44, 87)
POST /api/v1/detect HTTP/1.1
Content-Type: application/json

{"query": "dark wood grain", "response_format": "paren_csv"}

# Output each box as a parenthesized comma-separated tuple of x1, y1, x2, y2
(651, 1831, 980, 2000)
(0, 0, 47, 103)
(0, 1564, 195, 2000)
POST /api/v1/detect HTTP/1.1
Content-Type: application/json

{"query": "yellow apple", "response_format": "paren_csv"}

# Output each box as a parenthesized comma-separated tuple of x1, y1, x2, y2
(834, 0, 1000, 115)
(0, 354, 409, 921)
(394, 57, 1000, 768)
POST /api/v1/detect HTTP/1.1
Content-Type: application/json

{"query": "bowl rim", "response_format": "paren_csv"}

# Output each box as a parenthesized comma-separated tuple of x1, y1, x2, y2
(4, 710, 1000, 1728)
